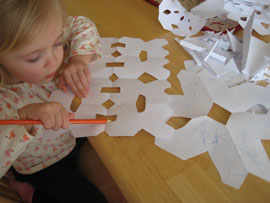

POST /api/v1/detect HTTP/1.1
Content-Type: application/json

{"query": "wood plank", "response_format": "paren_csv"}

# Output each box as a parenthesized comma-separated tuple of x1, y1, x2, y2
(167, 164, 232, 203)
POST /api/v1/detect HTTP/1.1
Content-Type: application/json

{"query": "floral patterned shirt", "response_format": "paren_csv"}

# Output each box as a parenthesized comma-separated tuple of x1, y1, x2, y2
(0, 16, 101, 178)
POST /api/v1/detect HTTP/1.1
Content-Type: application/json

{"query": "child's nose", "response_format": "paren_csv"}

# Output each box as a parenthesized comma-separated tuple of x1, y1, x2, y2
(46, 50, 58, 67)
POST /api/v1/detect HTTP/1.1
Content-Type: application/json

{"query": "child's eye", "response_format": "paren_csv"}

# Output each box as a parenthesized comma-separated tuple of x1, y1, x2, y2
(54, 41, 63, 47)
(27, 53, 41, 63)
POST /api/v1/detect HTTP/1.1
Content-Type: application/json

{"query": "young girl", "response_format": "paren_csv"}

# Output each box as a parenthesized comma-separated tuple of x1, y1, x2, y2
(0, 0, 107, 202)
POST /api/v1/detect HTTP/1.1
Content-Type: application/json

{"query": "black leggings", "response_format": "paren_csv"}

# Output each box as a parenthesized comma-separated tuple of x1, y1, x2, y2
(12, 138, 107, 203)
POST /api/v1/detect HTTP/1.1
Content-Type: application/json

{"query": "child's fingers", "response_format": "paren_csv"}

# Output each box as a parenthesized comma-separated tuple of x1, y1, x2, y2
(84, 67, 91, 84)
(71, 74, 88, 98)
(61, 64, 90, 97)
(77, 70, 90, 94)
(25, 102, 71, 131)
(62, 71, 83, 97)
(42, 113, 55, 130)
(71, 74, 84, 97)
(64, 72, 82, 97)
(58, 77, 68, 92)
(84, 68, 91, 93)
(53, 110, 62, 131)
(69, 112, 75, 119)
(61, 108, 70, 129)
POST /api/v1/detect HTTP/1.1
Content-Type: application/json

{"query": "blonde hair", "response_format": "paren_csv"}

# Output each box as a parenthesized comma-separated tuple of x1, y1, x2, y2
(0, 0, 67, 85)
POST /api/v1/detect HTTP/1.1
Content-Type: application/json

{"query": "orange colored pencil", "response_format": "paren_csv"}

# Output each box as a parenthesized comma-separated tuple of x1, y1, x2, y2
(0, 119, 108, 125)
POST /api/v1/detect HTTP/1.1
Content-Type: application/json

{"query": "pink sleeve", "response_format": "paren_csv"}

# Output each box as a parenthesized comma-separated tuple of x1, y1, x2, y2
(0, 92, 34, 178)
(64, 16, 102, 60)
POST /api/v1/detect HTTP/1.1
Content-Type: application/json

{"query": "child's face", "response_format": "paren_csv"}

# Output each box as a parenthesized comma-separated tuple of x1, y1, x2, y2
(0, 12, 64, 84)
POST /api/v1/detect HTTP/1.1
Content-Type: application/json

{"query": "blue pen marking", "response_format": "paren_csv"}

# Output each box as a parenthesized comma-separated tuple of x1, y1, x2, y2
(210, 128, 225, 156)
(237, 146, 265, 174)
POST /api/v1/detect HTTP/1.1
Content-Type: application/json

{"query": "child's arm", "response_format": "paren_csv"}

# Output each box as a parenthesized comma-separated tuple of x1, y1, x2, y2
(0, 93, 73, 178)
(0, 98, 35, 178)
(58, 16, 102, 98)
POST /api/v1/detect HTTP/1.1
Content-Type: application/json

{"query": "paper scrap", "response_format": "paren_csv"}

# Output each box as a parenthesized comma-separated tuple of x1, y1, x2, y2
(176, 10, 270, 83)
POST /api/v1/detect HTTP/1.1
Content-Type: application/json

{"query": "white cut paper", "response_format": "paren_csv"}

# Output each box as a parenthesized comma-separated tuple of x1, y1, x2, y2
(158, 0, 229, 36)
(175, 36, 228, 64)
(160, 7, 270, 188)
(103, 78, 173, 140)
(43, 78, 110, 138)
(199, 68, 270, 113)
(91, 37, 170, 80)
(158, 0, 207, 36)
(156, 108, 270, 188)
(227, 29, 242, 53)
(224, 0, 270, 35)
(155, 116, 248, 189)
(176, 10, 270, 84)
(169, 70, 213, 118)
(227, 112, 270, 182)
(44, 37, 173, 140)
(155, 112, 270, 189)
(250, 58, 270, 83)
(159, 0, 270, 36)
(43, 34, 270, 189)
(156, 67, 270, 188)
(183, 59, 203, 73)
(242, 36, 270, 79)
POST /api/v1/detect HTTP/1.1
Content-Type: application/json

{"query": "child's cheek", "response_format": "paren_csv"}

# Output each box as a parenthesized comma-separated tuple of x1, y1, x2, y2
(23, 70, 43, 84)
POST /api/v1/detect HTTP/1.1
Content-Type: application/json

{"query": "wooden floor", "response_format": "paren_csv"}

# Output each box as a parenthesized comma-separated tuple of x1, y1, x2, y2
(78, 141, 127, 203)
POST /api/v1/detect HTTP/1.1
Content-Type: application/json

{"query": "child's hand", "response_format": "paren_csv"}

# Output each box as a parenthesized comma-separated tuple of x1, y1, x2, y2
(58, 56, 91, 98)
(18, 102, 74, 131)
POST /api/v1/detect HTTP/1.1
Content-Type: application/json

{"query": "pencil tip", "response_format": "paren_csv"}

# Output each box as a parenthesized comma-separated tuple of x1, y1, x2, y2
(107, 119, 112, 123)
